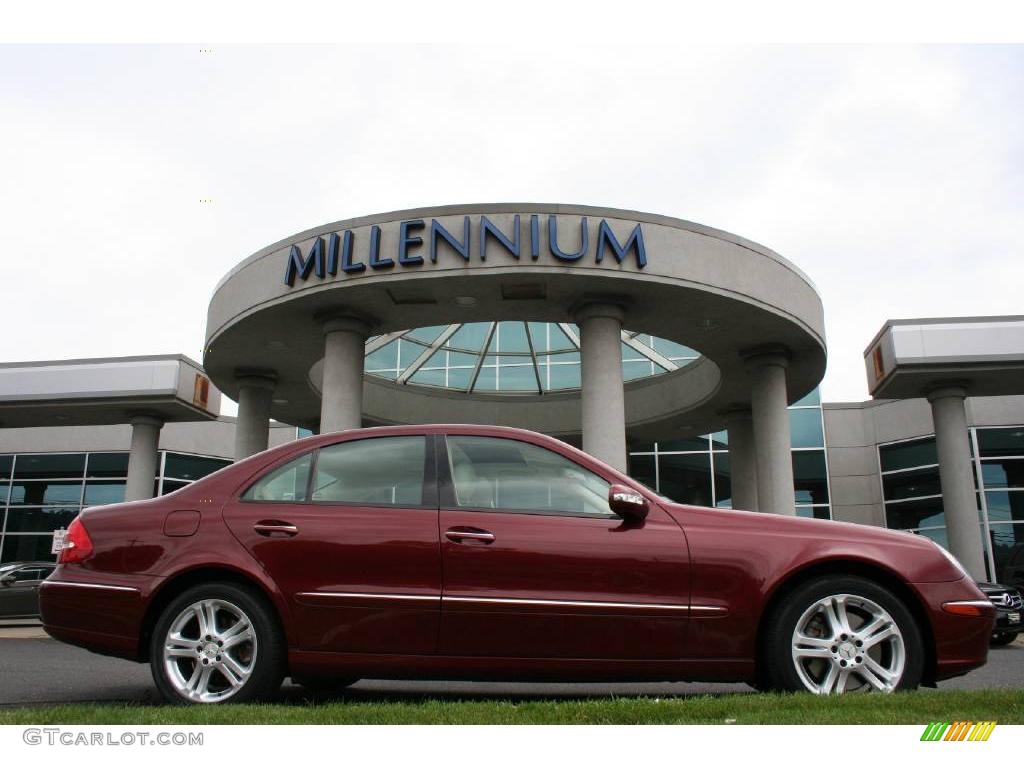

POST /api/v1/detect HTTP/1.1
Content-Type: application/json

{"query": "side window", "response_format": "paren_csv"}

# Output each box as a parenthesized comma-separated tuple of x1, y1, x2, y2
(13, 568, 43, 583)
(311, 436, 427, 507)
(446, 435, 611, 517)
(242, 453, 313, 502)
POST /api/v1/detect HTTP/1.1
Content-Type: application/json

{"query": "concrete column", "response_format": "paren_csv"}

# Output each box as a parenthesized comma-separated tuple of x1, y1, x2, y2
(745, 348, 795, 515)
(320, 316, 371, 434)
(927, 385, 987, 580)
(723, 407, 759, 512)
(575, 303, 627, 473)
(125, 415, 162, 502)
(234, 373, 276, 460)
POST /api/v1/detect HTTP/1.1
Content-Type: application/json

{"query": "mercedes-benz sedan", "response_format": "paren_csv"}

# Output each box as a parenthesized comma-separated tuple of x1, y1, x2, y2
(40, 425, 994, 704)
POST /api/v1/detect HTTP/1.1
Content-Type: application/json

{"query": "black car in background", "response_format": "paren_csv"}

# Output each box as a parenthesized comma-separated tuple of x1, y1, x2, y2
(0, 562, 55, 620)
(979, 582, 1024, 646)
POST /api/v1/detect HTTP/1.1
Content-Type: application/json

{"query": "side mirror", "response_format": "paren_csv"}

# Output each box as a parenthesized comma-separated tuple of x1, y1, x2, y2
(0, 575, 15, 587)
(608, 484, 649, 521)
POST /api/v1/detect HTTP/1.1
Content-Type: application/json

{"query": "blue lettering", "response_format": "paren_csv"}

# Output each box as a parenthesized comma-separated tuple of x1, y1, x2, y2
(339, 230, 364, 273)
(430, 217, 471, 262)
(367, 225, 393, 269)
(399, 219, 425, 265)
(548, 215, 588, 262)
(283, 237, 325, 286)
(479, 215, 520, 260)
(530, 215, 540, 260)
(595, 220, 647, 268)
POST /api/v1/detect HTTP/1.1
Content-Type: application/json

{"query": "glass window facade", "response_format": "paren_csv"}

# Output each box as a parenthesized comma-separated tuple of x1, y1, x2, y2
(365, 322, 700, 394)
(0, 450, 231, 565)
(879, 425, 1024, 583)
(627, 389, 831, 519)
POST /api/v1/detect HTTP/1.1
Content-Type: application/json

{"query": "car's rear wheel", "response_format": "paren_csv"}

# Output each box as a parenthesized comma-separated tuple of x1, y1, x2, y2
(765, 576, 924, 694)
(991, 631, 1019, 647)
(150, 582, 285, 704)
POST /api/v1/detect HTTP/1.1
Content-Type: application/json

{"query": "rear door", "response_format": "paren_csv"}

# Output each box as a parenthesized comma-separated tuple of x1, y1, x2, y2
(0, 566, 51, 617)
(438, 433, 691, 660)
(222, 433, 441, 655)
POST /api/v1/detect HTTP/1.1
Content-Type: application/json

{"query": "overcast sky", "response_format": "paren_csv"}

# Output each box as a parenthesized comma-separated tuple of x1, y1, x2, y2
(1, 44, 1021, 412)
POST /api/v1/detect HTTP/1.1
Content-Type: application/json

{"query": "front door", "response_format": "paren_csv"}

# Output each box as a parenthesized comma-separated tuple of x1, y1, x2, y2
(437, 433, 690, 660)
(222, 434, 440, 655)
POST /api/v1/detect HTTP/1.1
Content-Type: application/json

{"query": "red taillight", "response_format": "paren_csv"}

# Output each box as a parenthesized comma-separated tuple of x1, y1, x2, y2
(59, 517, 94, 564)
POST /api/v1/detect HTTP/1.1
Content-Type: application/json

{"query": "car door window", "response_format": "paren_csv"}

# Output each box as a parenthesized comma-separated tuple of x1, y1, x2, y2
(241, 453, 313, 502)
(446, 435, 611, 517)
(311, 436, 427, 507)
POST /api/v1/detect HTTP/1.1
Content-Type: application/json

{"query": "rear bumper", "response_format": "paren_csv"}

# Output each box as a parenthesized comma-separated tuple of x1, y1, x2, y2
(914, 577, 996, 682)
(39, 576, 147, 661)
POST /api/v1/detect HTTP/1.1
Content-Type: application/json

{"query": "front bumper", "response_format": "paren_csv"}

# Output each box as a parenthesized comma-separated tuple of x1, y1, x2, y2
(914, 577, 996, 682)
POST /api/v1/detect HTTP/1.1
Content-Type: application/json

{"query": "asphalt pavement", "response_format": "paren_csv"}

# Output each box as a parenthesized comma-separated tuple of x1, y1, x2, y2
(1, 627, 1021, 707)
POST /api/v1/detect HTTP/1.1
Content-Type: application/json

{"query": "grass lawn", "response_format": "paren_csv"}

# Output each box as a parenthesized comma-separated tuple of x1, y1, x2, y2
(1, 690, 1022, 725)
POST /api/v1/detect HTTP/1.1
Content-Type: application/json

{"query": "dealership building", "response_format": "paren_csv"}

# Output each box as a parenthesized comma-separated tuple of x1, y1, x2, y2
(0, 205, 1021, 584)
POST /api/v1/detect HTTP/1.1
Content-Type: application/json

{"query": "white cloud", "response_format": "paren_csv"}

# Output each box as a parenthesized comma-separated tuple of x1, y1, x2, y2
(0, 44, 1020, 410)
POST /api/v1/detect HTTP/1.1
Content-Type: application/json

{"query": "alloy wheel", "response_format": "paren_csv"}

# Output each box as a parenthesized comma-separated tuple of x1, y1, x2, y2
(790, 593, 906, 694)
(162, 598, 257, 703)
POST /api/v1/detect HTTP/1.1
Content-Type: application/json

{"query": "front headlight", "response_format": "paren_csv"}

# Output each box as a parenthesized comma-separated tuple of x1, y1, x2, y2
(932, 541, 969, 579)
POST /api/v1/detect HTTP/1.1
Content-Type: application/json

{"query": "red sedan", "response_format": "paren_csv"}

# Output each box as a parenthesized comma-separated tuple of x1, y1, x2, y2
(40, 425, 994, 704)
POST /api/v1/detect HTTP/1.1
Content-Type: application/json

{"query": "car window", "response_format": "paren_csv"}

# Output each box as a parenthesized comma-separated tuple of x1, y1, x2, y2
(311, 436, 427, 507)
(12, 567, 45, 583)
(446, 435, 611, 517)
(241, 453, 313, 503)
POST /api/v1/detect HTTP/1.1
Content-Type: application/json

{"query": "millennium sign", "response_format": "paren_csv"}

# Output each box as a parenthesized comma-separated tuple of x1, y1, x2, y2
(284, 215, 646, 286)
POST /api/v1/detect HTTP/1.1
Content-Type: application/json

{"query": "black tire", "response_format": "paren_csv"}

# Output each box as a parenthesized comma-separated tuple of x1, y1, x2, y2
(149, 582, 286, 705)
(764, 576, 924, 694)
(990, 632, 1019, 647)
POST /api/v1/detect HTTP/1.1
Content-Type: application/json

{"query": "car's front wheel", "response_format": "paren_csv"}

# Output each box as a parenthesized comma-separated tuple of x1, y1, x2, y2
(765, 576, 924, 694)
(150, 582, 285, 704)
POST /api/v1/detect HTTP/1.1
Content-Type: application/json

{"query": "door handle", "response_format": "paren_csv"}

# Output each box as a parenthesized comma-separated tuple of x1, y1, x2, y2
(254, 521, 299, 537)
(445, 528, 495, 544)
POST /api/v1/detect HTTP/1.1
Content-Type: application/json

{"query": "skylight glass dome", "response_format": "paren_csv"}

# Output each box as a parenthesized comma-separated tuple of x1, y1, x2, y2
(364, 322, 699, 394)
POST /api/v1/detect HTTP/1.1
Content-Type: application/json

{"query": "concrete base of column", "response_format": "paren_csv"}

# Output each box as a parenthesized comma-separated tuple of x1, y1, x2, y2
(927, 384, 987, 580)
(234, 373, 276, 460)
(745, 347, 795, 515)
(320, 316, 371, 434)
(723, 406, 758, 512)
(125, 415, 162, 502)
(575, 302, 627, 473)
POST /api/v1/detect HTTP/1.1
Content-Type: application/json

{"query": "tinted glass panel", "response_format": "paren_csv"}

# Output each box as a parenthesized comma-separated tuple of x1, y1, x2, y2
(793, 389, 822, 407)
(164, 453, 231, 481)
(796, 505, 831, 520)
(242, 453, 312, 503)
(161, 480, 190, 495)
(880, 438, 938, 472)
(312, 436, 427, 506)
(1, 535, 56, 564)
(0, 455, 11, 479)
(13, 454, 85, 479)
(793, 451, 829, 504)
(914, 527, 949, 550)
(984, 490, 1024, 524)
(980, 458, 1024, 489)
(882, 466, 942, 501)
(977, 427, 1024, 458)
(886, 497, 946, 530)
(789, 409, 825, 449)
(658, 452, 713, 506)
(85, 453, 129, 478)
(989, 523, 1024, 584)
(83, 482, 125, 506)
(3, 506, 77, 533)
(9, 481, 81, 505)
(447, 435, 610, 517)
(627, 454, 657, 494)
(713, 452, 733, 508)
(658, 437, 709, 452)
